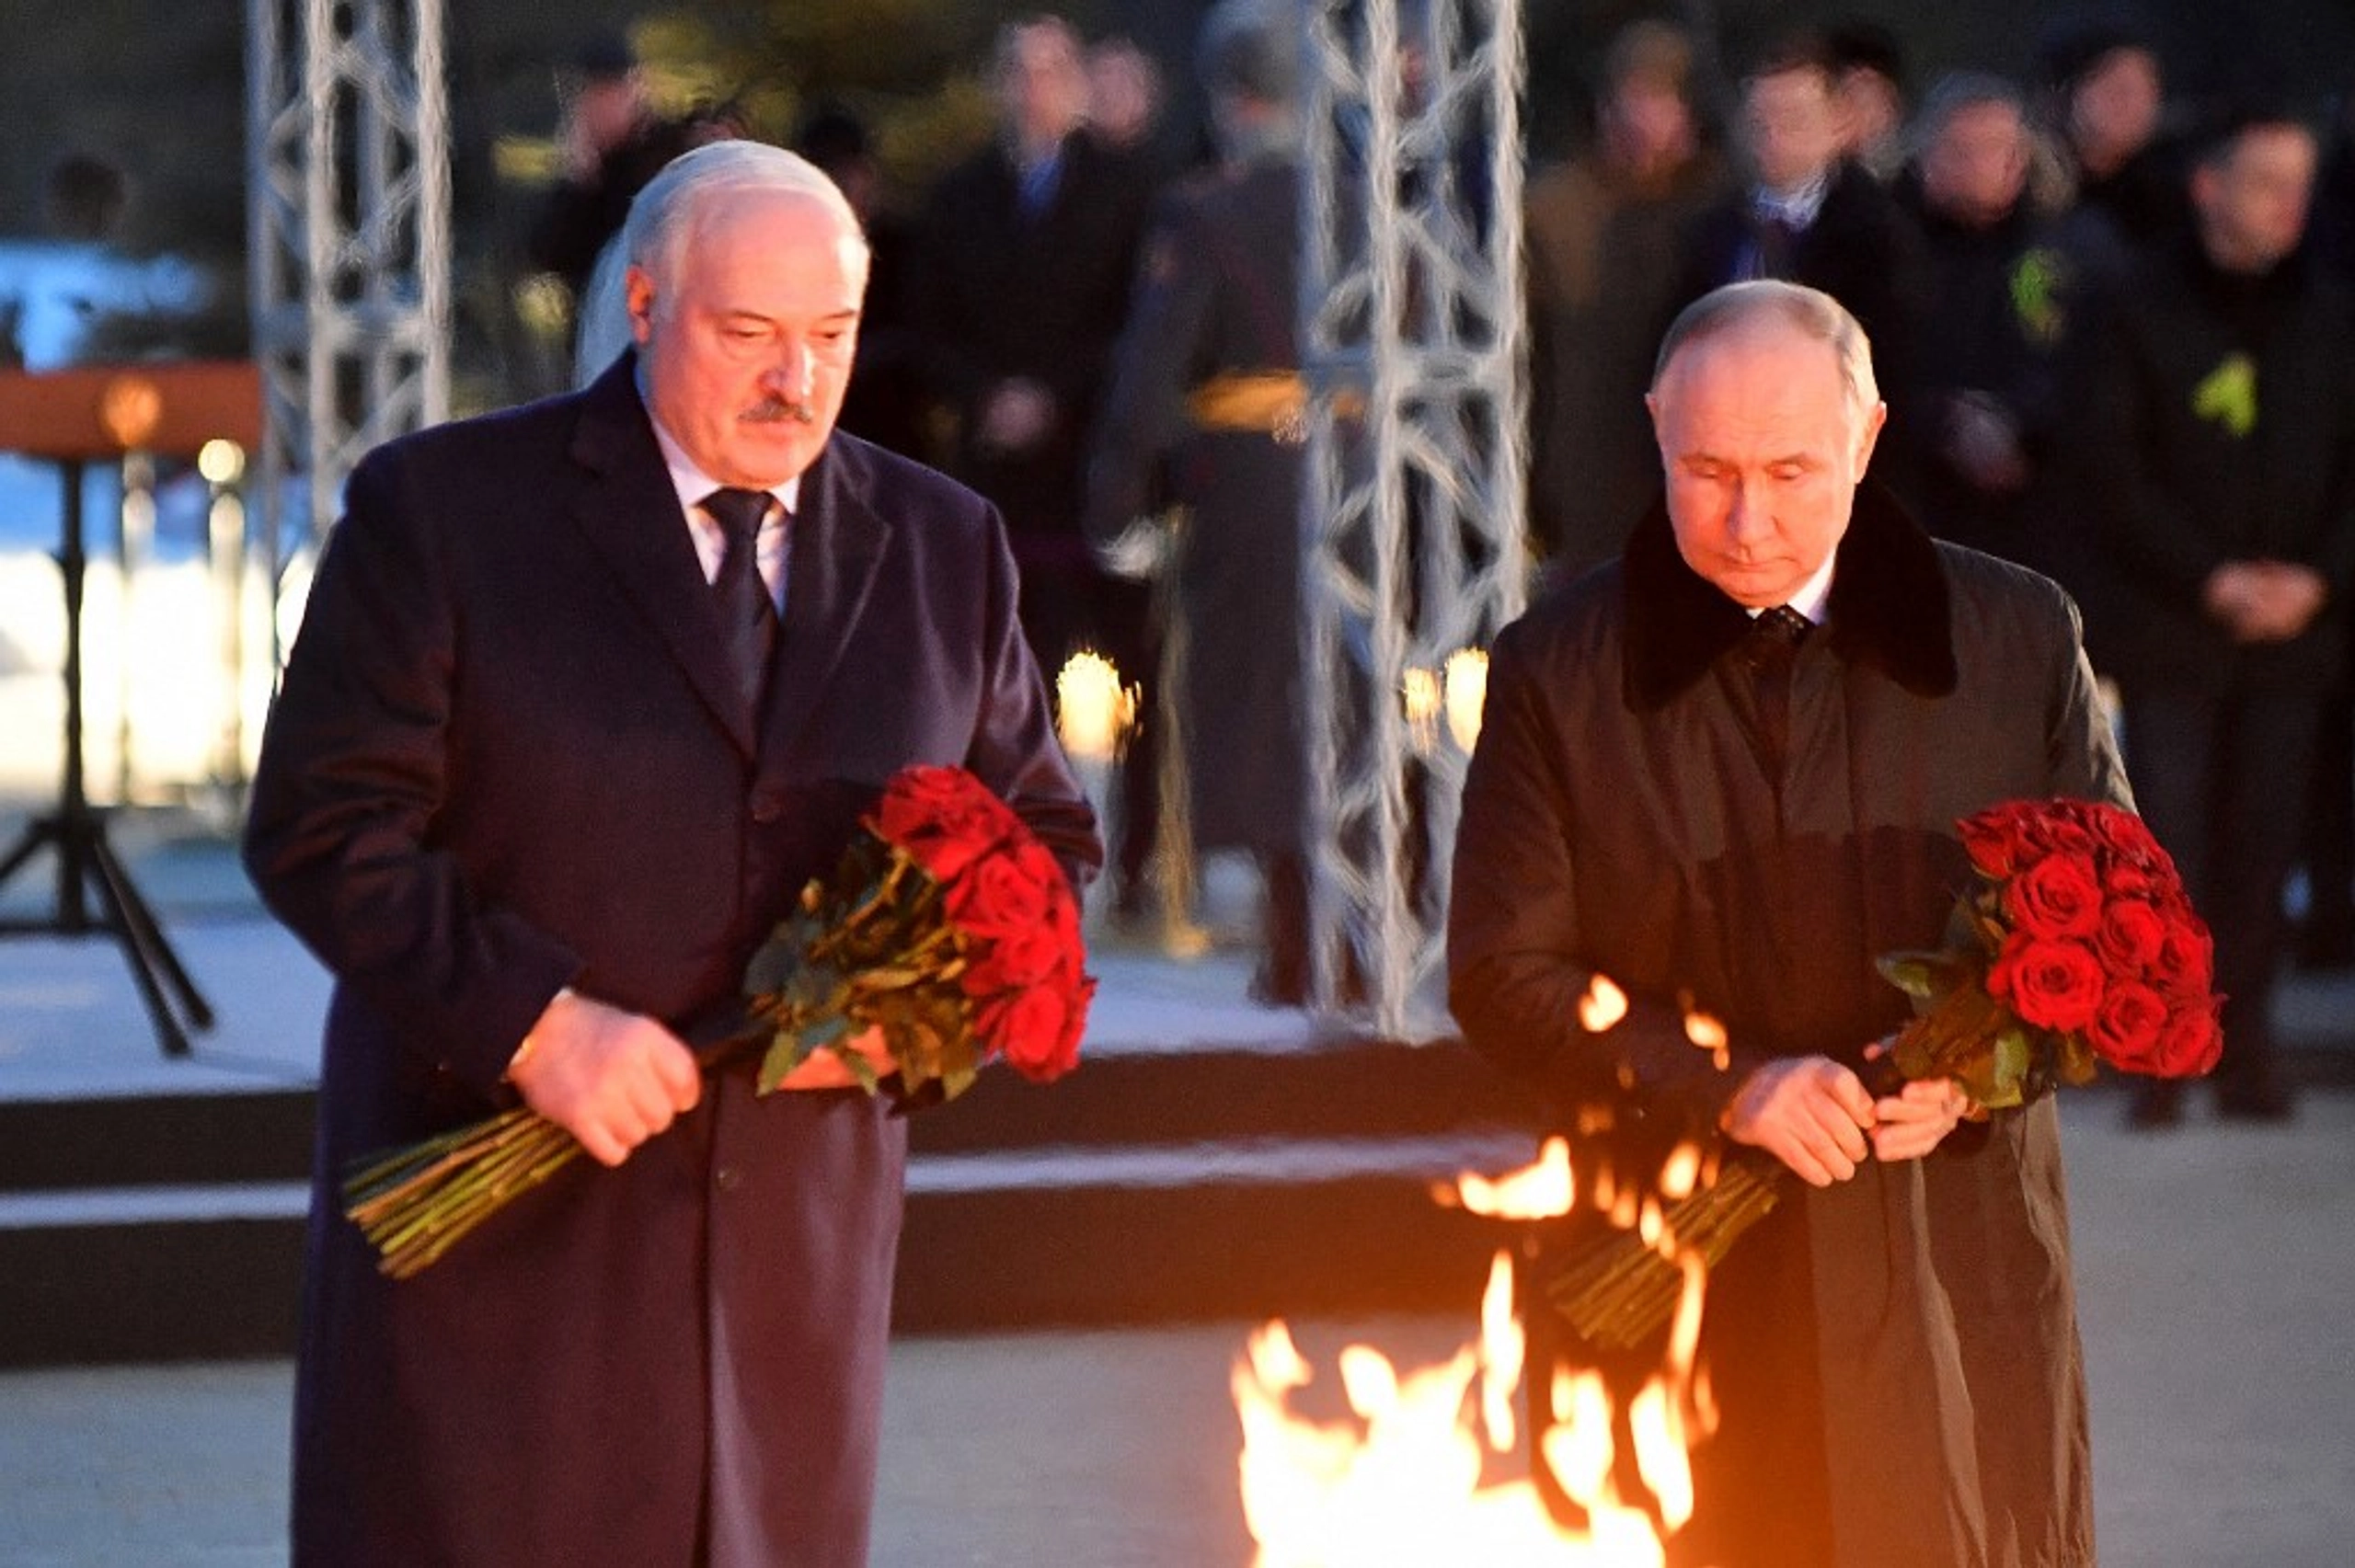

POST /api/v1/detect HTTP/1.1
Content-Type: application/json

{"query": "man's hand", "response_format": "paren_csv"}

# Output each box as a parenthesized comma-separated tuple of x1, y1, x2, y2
(1723, 1056, 1877, 1187)
(769, 1026, 894, 1092)
(1864, 1047, 1971, 1163)
(508, 991, 701, 1167)
(2205, 560, 2327, 643)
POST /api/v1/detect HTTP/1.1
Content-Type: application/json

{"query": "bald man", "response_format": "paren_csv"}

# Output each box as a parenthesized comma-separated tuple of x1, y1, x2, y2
(1451, 280, 2123, 1566)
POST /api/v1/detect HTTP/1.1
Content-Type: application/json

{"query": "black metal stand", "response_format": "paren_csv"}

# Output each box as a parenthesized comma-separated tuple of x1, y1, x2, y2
(0, 458, 213, 1057)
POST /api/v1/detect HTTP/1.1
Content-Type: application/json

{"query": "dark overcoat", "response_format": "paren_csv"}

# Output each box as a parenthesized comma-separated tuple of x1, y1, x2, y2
(1086, 156, 1308, 854)
(243, 359, 1097, 1567)
(1449, 486, 2128, 1568)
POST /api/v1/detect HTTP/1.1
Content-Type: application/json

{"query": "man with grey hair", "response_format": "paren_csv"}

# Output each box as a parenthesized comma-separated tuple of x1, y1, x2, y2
(246, 139, 1097, 1564)
(1453, 280, 2123, 1563)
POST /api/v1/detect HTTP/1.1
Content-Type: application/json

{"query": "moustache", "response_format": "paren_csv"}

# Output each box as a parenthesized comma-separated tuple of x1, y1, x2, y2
(740, 398, 819, 426)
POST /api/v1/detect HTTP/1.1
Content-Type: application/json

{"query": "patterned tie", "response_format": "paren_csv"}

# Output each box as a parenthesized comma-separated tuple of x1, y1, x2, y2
(704, 486, 776, 718)
(1743, 605, 1813, 773)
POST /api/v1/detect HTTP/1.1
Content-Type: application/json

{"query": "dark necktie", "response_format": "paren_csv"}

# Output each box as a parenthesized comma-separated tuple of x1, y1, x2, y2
(704, 486, 776, 718)
(1743, 604, 1812, 773)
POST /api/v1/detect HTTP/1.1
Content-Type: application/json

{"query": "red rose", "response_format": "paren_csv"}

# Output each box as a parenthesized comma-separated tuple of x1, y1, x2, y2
(2087, 981, 2170, 1071)
(2095, 898, 2167, 975)
(980, 986, 1075, 1082)
(2150, 1001, 2224, 1078)
(947, 850, 1053, 938)
(2004, 853, 2105, 941)
(871, 767, 1022, 882)
(982, 921, 1066, 989)
(1991, 936, 2106, 1033)
(1960, 802, 2041, 878)
(2147, 916, 2216, 1002)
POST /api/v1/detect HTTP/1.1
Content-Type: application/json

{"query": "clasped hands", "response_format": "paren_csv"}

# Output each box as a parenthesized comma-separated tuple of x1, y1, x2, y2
(1721, 1046, 1972, 1188)
(507, 990, 894, 1168)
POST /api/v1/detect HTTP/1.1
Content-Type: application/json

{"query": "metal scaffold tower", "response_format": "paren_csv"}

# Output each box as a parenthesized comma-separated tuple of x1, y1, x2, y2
(246, 0, 452, 570)
(1297, 0, 1528, 1038)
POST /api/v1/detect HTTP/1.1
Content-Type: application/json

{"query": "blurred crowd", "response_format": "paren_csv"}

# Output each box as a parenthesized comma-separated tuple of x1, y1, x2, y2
(518, 6, 2355, 1103)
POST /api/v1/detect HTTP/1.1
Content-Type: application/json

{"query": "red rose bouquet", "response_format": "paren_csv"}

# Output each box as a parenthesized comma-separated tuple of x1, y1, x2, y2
(344, 764, 1095, 1278)
(1547, 796, 2221, 1350)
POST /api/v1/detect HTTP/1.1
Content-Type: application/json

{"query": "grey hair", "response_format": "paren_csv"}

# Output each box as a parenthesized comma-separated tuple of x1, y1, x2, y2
(1651, 280, 1879, 418)
(621, 141, 867, 301)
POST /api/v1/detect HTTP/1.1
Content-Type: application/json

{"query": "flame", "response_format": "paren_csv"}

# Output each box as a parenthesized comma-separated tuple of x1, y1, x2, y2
(1444, 1137, 1575, 1219)
(1683, 1008, 1731, 1071)
(1055, 649, 1137, 762)
(1579, 974, 1630, 1033)
(1235, 1251, 1714, 1565)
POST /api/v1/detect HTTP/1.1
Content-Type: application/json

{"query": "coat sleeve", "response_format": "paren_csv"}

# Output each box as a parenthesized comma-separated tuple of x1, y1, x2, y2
(1447, 621, 1764, 1134)
(241, 451, 582, 1094)
(2038, 577, 2135, 811)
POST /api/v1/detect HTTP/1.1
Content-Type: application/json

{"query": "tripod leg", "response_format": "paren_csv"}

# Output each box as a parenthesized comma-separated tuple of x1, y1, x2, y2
(0, 817, 55, 890)
(86, 833, 214, 1028)
(79, 836, 199, 1056)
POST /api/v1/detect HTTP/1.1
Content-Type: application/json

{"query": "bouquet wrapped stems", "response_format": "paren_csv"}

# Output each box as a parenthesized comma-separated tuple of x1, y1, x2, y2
(342, 764, 1096, 1281)
(1545, 1054, 1905, 1353)
(345, 1027, 754, 1280)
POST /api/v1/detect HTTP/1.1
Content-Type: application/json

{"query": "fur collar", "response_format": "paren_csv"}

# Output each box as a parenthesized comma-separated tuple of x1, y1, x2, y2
(1621, 480, 1958, 711)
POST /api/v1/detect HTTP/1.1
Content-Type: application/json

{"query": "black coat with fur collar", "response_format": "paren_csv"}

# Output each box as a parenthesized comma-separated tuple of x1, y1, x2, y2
(1450, 484, 2127, 1568)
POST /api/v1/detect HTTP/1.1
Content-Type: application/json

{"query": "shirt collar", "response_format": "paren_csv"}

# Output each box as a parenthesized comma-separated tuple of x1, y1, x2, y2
(1752, 170, 1831, 230)
(635, 373, 800, 520)
(1748, 551, 1837, 626)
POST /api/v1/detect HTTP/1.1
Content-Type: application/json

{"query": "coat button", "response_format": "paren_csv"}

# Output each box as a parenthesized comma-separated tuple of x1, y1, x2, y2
(749, 790, 786, 824)
(715, 1165, 742, 1192)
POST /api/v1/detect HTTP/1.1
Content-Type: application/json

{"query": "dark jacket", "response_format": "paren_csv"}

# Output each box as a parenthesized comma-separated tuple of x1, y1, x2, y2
(244, 359, 1097, 1567)
(1450, 486, 2125, 1567)
(912, 130, 1153, 566)
(1891, 174, 2069, 570)
(1672, 159, 1922, 426)
(2074, 243, 2355, 692)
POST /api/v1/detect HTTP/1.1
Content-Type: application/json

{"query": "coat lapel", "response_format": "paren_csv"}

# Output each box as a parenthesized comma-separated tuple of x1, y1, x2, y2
(759, 441, 891, 761)
(562, 357, 763, 758)
(1620, 480, 1959, 715)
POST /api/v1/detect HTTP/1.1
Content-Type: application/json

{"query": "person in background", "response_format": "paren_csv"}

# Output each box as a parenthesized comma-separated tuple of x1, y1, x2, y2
(1086, 35, 1167, 165)
(911, 14, 1155, 677)
(245, 141, 1097, 1565)
(1826, 17, 1909, 182)
(1671, 29, 1919, 464)
(1522, 17, 1726, 581)
(527, 32, 664, 302)
(2076, 103, 2355, 1127)
(1892, 73, 2067, 572)
(2039, 11, 2182, 275)
(1453, 280, 2118, 1567)
(1086, 0, 1311, 1001)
